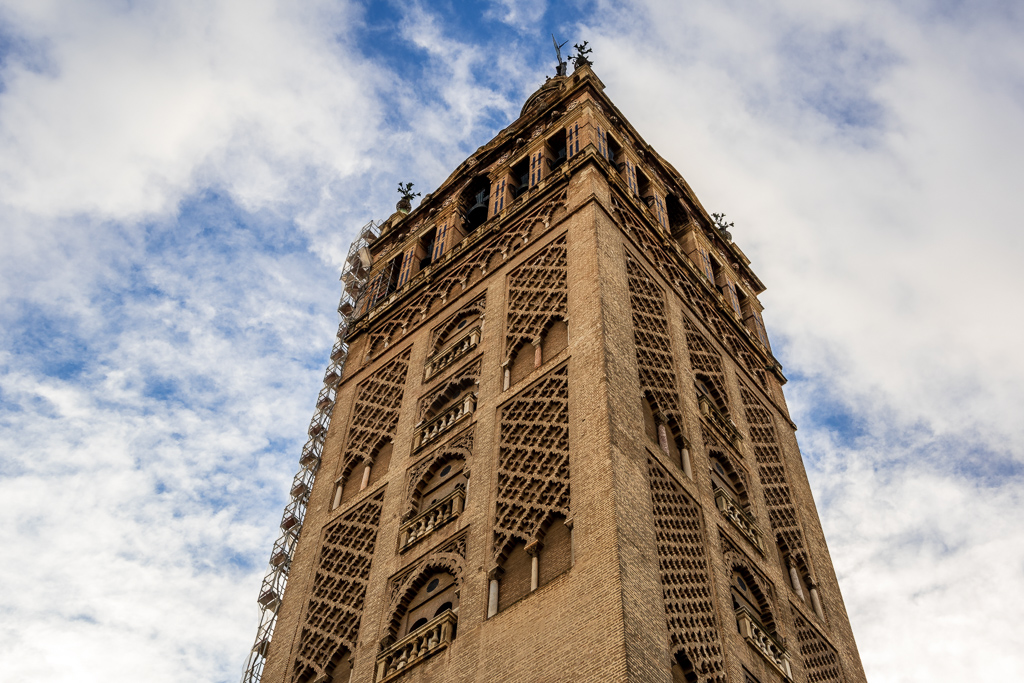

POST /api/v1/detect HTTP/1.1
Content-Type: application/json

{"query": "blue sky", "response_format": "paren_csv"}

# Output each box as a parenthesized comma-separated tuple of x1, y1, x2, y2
(1, 1, 1022, 681)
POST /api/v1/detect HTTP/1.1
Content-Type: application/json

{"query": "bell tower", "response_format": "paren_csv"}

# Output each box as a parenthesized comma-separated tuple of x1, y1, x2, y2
(242, 53, 867, 683)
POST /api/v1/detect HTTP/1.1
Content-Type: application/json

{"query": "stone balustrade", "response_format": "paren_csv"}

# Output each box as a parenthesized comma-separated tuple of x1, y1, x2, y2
(399, 487, 466, 551)
(416, 394, 476, 450)
(736, 606, 793, 680)
(375, 609, 457, 682)
(424, 327, 481, 381)
(713, 486, 764, 551)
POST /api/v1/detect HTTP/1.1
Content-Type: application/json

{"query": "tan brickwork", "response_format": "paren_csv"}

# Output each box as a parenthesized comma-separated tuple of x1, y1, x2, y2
(254, 63, 866, 683)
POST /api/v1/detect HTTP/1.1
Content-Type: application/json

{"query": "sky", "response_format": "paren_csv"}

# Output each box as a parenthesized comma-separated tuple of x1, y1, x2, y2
(0, 0, 1022, 681)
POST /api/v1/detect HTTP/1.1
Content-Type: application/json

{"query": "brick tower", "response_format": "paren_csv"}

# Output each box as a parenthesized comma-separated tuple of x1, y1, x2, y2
(242, 57, 867, 683)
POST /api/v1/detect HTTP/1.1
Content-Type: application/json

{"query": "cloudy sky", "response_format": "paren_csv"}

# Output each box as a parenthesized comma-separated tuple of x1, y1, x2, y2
(1, 0, 1022, 681)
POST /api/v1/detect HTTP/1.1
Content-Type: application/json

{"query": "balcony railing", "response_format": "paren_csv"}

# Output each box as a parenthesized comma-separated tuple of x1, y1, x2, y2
(735, 606, 792, 680)
(399, 487, 465, 552)
(424, 327, 481, 381)
(713, 487, 763, 551)
(375, 609, 457, 682)
(415, 394, 476, 450)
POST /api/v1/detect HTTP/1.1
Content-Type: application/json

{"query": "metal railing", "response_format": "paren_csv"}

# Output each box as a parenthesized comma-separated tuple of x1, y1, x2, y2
(240, 220, 379, 683)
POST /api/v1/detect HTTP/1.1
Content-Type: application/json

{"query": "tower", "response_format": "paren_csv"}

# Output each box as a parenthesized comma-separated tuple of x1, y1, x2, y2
(242, 59, 867, 683)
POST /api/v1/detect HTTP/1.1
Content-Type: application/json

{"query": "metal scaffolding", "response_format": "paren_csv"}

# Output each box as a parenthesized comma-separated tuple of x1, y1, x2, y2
(240, 220, 379, 683)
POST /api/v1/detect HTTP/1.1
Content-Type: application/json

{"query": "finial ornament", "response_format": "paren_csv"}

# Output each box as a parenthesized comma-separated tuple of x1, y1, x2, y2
(571, 41, 592, 68)
(711, 212, 735, 242)
(397, 182, 421, 213)
(552, 34, 568, 77)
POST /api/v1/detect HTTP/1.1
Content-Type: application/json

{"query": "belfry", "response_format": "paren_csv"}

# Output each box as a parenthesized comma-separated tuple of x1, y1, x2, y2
(242, 49, 867, 683)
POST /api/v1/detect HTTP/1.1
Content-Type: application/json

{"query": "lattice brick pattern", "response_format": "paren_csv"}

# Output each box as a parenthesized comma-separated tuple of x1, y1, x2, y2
(367, 185, 569, 355)
(647, 458, 726, 683)
(493, 365, 570, 562)
(683, 319, 731, 412)
(626, 254, 682, 422)
(792, 608, 845, 683)
(290, 491, 385, 682)
(504, 235, 568, 361)
(740, 385, 807, 562)
(611, 194, 770, 391)
(341, 350, 411, 472)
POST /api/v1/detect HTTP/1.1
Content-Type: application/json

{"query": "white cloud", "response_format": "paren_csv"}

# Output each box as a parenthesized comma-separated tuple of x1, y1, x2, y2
(484, 0, 547, 33)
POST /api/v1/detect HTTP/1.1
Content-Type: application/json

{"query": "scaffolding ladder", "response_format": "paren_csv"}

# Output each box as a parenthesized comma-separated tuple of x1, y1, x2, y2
(240, 220, 379, 683)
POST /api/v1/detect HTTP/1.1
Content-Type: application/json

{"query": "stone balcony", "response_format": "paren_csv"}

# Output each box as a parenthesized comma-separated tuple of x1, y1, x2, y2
(713, 486, 764, 551)
(735, 605, 793, 680)
(424, 326, 480, 381)
(399, 487, 465, 552)
(375, 609, 457, 682)
(415, 394, 476, 450)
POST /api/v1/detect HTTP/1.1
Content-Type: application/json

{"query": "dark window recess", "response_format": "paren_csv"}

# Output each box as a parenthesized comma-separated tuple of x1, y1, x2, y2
(384, 253, 403, 297)
(462, 176, 491, 233)
(419, 228, 436, 269)
(636, 166, 653, 205)
(666, 194, 690, 234)
(547, 128, 567, 170)
(607, 133, 623, 168)
(511, 158, 530, 198)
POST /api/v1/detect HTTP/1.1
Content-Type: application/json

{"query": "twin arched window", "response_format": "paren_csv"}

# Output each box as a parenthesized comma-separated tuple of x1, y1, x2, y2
(401, 571, 459, 638)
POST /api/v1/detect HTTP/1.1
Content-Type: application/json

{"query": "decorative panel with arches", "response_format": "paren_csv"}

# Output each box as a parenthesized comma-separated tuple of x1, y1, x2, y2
(625, 253, 688, 467)
(792, 608, 845, 683)
(492, 365, 570, 567)
(290, 490, 385, 683)
(646, 457, 726, 683)
(504, 235, 568, 386)
(740, 383, 815, 589)
(333, 350, 410, 509)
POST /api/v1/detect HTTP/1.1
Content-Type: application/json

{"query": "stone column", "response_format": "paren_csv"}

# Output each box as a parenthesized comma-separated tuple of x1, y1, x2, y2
(788, 558, 805, 600)
(681, 447, 693, 480)
(486, 567, 502, 618)
(360, 463, 372, 491)
(810, 584, 825, 620)
(526, 540, 542, 592)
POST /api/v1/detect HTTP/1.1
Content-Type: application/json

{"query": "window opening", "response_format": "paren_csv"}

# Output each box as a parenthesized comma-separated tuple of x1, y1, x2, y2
(547, 128, 567, 170)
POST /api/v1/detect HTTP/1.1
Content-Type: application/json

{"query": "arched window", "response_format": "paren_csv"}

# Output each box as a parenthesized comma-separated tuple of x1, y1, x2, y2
(496, 516, 573, 612)
(730, 567, 776, 636)
(709, 452, 746, 505)
(506, 317, 568, 388)
(324, 646, 352, 683)
(670, 651, 698, 683)
(695, 374, 729, 417)
(417, 457, 467, 512)
(400, 571, 459, 638)
(333, 439, 392, 509)
(507, 340, 535, 387)
(642, 396, 688, 473)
